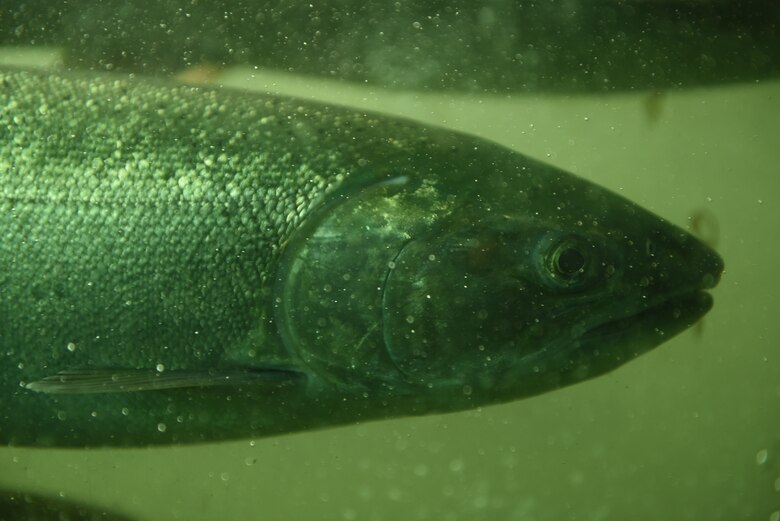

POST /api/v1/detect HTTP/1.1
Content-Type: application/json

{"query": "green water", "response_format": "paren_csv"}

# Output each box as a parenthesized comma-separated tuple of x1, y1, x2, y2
(0, 57, 778, 521)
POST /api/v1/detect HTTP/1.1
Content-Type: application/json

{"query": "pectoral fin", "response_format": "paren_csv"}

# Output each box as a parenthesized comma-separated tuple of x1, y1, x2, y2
(25, 366, 305, 394)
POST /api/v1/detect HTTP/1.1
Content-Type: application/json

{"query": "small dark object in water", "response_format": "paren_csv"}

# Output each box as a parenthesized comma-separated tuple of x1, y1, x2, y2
(689, 207, 721, 337)
(689, 208, 720, 250)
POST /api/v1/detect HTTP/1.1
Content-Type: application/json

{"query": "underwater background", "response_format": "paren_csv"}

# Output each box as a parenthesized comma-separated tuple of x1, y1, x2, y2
(1, 2, 779, 519)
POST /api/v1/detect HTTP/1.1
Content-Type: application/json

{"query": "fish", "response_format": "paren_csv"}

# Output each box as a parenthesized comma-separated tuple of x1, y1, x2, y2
(0, 68, 723, 447)
(0, 488, 136, 521)
(2, 0, 778, 92)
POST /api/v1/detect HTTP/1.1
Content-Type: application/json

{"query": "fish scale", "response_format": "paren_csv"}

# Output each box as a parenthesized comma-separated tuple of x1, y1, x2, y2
(0, 70, 354, 374)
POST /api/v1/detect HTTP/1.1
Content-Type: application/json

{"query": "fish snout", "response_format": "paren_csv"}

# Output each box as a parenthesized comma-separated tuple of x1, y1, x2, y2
(677, 230, 723, 291)
(630, 225, 723, 297)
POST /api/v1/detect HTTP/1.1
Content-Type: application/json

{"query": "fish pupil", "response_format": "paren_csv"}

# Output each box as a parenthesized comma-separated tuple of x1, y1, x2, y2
(555, 247, 585, 277)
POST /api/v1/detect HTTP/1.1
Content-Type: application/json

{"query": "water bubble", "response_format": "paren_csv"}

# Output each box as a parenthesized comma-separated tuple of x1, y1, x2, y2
(157, 423, 167, 432)
(66, 342, 77, 352)
(473, 494, 488, 509)
(756, 449, 769, 465)
(358, 485, 373, 501)
(413, 464, 429, 477)
(449, 458, 464, 473)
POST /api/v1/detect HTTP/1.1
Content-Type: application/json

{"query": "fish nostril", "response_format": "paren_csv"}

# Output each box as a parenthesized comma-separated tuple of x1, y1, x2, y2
(701, 273, 716, 289)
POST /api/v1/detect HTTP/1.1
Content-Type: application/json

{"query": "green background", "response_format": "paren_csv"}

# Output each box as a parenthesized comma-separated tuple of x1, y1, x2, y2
(0, 48, 778, 520)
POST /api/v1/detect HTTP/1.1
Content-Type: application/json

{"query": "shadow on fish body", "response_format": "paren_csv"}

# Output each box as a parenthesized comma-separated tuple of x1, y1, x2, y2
(0, 68, 723, 447)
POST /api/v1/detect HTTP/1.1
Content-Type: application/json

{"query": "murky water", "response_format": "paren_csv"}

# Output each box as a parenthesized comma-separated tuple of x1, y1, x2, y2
(1, 12, 779, 521)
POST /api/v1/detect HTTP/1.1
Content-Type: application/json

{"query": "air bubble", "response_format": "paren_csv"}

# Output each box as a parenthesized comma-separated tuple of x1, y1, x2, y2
(757, 449, 769, 465)
(449, 459, 464, 473)
(413, 464, 429, 477)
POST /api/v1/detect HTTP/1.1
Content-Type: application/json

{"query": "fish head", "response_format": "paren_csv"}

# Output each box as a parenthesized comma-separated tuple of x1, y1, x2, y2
(276, 135, 723, 408)
(380, 148, 724, 403)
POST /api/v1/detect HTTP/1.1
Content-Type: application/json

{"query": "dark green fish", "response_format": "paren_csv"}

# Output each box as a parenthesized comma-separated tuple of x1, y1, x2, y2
(0, 68, 722, 447)
(0, 489, 136, 521)
(2, 0, 778, 92)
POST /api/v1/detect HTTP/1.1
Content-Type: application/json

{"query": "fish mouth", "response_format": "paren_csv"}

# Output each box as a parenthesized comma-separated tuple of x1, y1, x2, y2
(580, 290, 714, 345)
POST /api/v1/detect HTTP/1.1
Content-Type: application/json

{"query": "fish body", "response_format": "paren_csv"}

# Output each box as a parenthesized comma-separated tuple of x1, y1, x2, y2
(0, 68, 722, 447)
(2, 0, 778, 92)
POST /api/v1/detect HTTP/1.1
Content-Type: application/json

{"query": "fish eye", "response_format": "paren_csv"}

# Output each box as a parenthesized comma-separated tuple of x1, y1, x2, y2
(554, 245, 586, 278)
(542, 236, 595, 289)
